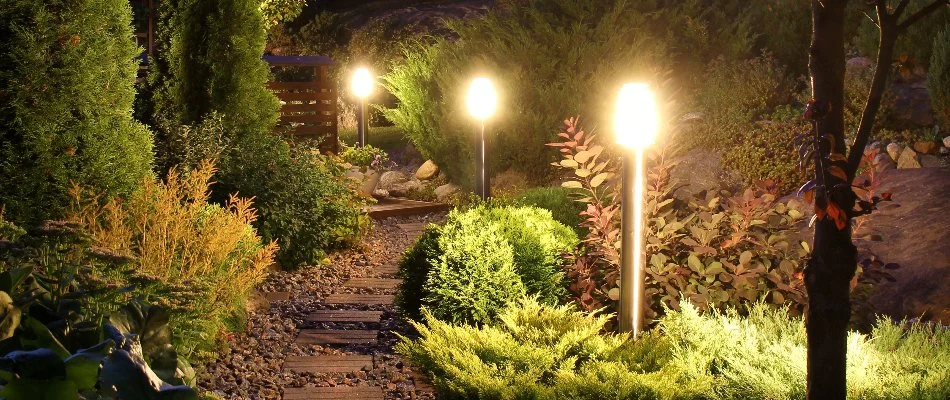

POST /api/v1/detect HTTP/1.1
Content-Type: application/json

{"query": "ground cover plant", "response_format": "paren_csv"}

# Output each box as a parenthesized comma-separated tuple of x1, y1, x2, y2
(397, 205, 577, 324)
(67, 162, 276, 358)
(0, 216, 199, 398)
(399, 298, 950, 400)
(0, 0, 153, 226)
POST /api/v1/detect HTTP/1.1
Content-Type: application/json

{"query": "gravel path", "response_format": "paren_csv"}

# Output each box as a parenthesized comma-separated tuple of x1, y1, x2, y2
(197, 213, 446, 399)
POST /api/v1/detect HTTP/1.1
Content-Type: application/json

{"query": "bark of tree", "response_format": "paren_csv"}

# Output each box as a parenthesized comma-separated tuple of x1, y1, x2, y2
(806, 1, 947, 399)
(806, 3, 855, 399)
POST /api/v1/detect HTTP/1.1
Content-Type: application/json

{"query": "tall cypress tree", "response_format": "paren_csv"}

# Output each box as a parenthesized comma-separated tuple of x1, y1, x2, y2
(0, 0, 154, 225)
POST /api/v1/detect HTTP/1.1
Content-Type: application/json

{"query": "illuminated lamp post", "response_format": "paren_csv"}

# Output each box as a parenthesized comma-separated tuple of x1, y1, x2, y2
(466, 77, 498, 200)
(614, 83, 659, 338)
(352, 67, 374, 147)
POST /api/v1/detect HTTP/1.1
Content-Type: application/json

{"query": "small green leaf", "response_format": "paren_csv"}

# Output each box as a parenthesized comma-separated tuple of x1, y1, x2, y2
(574, 150, 593, 163)
(590, 172, 610, 188)
(560, 159, 579, 168)
(575, 168, 591, 178)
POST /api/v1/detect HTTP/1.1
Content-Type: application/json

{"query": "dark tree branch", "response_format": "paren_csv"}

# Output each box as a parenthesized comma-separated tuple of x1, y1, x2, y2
(898, 0, 949, 31)
(847, 0, 948, 175)
(893, 0, 912, 18)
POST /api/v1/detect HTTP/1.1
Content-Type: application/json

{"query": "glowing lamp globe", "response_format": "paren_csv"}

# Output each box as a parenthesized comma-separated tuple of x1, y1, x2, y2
(615, 83, 658, 148)
(466, 77, 497, 120)
(351, 67, 374, 99)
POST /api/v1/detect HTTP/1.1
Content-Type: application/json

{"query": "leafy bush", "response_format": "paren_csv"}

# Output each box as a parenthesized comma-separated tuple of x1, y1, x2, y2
(398, 205, 578, 324)
(67, 161, 276, 357)
(400, 299, 950, 400)
(515, 187, 586, 234)
(0, 0, 154, 225)
(551, 119, 808, 318)
(216, 139, 371, 268)
(153, 112, 231, 175)
(339, 143, 391, 171)
(853, 0, 950, 69)
(930, 23, 950, 127)
(382, 0, 671, 187)
(0, 224, 198, 397)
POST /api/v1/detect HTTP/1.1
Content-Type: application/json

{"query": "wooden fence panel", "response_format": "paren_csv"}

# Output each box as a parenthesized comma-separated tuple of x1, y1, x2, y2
(265, 56, 338, 154)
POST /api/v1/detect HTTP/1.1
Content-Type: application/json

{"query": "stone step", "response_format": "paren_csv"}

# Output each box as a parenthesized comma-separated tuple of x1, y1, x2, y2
(343, 277, 402, 290)
(325, 293, 394, 305)
(296, 329, 379, 345)
(282, 355, 374, 374)
(282, 385, 384, 400)
(305, 310, 383, 323)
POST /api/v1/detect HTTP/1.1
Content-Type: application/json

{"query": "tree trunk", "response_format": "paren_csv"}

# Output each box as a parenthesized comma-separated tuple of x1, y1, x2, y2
(806, 1, 857, 399)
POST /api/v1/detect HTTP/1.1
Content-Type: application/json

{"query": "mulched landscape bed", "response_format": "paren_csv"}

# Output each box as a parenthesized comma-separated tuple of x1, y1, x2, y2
(197, 213, 445, 399)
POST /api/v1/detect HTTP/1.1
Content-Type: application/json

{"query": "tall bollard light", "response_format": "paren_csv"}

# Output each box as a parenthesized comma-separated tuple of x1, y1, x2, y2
(352, 67, 374, 147)
(466, 77, 497, 200)
(614, 83, 659, 338)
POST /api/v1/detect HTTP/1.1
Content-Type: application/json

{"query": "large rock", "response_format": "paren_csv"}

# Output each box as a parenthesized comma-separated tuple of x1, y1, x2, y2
(943, 135, 950, 149)
(378, 170, 409, 190)
(896, 147, 921, 169)
(886, 143, 901, 161)
(846, 56, 873, 70)
(873, 152, 895, 172)
(913, 141, 938, 155)
(415, 160, 440, 180)
(434, 183, 461, 201)
(669, 148, 742, 199)
(389, 179, 423, 197)
(855, 168, 950, 324)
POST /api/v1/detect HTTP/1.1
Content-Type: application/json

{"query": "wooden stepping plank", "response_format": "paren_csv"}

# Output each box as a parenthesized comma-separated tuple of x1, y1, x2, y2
(344, 277, 402, 290)
(296, 329, 379, 345)
(283, 386, 384, 400)
(373, 265, 399, 274)
(306, 310, 383, 323)
(325, 293, 394, 305)
(263, 291, 291, 301)
(411, 371, 436, 392)
(397, 222, 427, 233)
(282, 355, 373, 374)
(368, 198, 450, 219)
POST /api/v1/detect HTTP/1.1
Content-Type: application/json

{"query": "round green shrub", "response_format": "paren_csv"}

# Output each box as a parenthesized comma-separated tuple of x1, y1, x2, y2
(515, 187, 585, 234)
(0, 0, 154, 225)
(398, 205, 578, 324)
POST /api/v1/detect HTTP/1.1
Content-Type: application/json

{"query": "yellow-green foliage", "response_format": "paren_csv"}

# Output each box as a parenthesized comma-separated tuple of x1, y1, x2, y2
(67, 161, 276, 357)
(401, 299, 950, 399)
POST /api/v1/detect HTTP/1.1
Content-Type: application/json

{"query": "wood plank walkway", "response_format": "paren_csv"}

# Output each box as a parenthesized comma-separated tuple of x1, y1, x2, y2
(368, 198, 450, 219)
(282, 386, 385, 400)
(295, 329, 379, 345)
(343, 277, 401, 289)
(305, 310, 383, 323)
(324, 293, 394, 305)
(282, 355, 373, 374)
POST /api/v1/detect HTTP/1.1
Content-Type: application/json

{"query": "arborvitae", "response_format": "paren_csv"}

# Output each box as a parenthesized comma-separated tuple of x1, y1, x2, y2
(0, 0, 154, 225)
(929, 24, 950, 127)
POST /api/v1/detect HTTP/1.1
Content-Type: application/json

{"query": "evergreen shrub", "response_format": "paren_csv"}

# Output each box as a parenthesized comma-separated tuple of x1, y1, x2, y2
(0, 0, 153, 225)
(400, 299, 950, 399)
(398, 205, 577, 324)
(929, 24, 950, 127)
(515, 186, 585, 234)
(382, 0, 671, 187)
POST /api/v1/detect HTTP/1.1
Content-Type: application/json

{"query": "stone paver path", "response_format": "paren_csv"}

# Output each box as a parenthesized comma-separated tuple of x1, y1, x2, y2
(199, 216, 443, 399)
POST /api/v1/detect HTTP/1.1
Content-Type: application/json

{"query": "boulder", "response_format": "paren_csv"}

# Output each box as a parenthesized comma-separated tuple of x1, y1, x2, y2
(896, 147, 921, 169)
(389, 179, 423, 197)
(913, 141, 938, 155)
(372, 189, 390, 199)
(865, 141, 882, 155)
(944, 135, 950, 149)
(344, 168, 364, 182)
(846, 56, 873, 70)
(886, 143, 902, 161)
(415, 160, 440, 180)
(378, 170, 409, 190)
(873, 152, 895, 172)
(434, 183, 461, 201)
